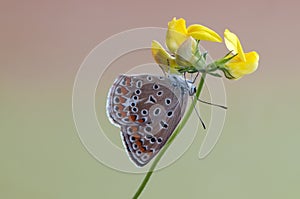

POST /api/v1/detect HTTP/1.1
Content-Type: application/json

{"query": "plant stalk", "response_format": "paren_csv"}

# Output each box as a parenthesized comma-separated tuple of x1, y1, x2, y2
(132, 72, 207, 199)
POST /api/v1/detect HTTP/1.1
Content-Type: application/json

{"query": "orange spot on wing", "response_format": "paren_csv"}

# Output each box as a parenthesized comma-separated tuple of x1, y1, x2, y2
(129, 115, 137, 121)
(133, 134, 140, 139)
(117, 104, 123, 111)
(137, 118, 145, 123)
(120, 111, 127, 117)
(119, 96, 126, 103)
(140, 147, 146, 153)
(131, 126, 138, 132)
(125, 77, 131, 86)
(120, 87, 129, 95)
(136, 140, 146, 152)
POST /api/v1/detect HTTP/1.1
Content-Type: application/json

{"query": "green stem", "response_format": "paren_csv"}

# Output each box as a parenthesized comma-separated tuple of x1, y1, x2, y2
(132, 72, 207, 199)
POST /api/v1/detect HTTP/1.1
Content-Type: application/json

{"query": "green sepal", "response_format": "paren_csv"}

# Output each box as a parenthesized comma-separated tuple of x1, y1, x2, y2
(214, 51, 237, 66)
(208, 72, 222, 77)
(220, 67, 235, 79)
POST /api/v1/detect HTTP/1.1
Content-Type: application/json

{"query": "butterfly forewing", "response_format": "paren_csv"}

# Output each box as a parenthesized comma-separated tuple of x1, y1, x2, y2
(107, 74, 189, 166)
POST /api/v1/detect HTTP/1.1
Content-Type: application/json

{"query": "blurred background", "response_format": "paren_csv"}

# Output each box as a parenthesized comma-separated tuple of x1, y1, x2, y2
(1, 0, 299, 198)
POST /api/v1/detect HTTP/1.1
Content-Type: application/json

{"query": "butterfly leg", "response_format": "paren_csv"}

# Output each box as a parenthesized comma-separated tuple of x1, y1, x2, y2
(197, 98, 228, 109)
(183, 72, 191, 88)
(191, 72, 200, 84)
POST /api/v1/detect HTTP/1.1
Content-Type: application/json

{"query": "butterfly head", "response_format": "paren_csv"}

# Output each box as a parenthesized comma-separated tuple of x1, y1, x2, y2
(168, 74, 196, 96)
(185, 79, 196, 96)
(189, 84, 196, 96)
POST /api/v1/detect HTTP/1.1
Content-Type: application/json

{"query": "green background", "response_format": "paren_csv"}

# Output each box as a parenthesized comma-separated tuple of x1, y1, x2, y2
(1, 0, 299, 198)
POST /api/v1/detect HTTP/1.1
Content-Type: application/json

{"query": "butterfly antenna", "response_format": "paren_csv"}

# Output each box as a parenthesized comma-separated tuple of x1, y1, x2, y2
(197, 99, 228, 110)
(193, 97, 206, 129)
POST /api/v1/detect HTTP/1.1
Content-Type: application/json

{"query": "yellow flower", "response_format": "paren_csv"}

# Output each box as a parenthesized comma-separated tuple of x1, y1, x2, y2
(175, 36, 200, 68)
(224, 29, 259, 79)
(152, 38, 203, 74)
(166, 17, 222, 53)
(151, 40, 180, 74)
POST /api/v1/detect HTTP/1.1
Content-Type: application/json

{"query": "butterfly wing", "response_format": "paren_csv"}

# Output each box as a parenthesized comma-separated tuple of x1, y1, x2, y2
(107, 74, 189, 166)
(107, 75, 137, 126)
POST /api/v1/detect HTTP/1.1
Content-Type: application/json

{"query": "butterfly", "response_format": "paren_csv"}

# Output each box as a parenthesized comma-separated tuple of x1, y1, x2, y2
(106, 74, 196, 167)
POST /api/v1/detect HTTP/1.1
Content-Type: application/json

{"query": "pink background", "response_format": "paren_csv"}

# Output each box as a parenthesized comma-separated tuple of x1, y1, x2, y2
(1, 1, 299, 198)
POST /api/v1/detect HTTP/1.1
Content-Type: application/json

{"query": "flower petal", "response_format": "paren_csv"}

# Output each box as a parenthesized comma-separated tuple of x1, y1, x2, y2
(151, 40, 179, 74)
(166, 17, 189, 53)
(224, 29, 246, 62)
(187, 24, 222, 42)
(226, 51, 259, 79)
(175, 37, 198, 67)
(168, 17, 188, 35)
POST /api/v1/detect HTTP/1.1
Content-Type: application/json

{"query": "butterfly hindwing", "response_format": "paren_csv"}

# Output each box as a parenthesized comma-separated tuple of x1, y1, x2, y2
(107, 74, 189, 166)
